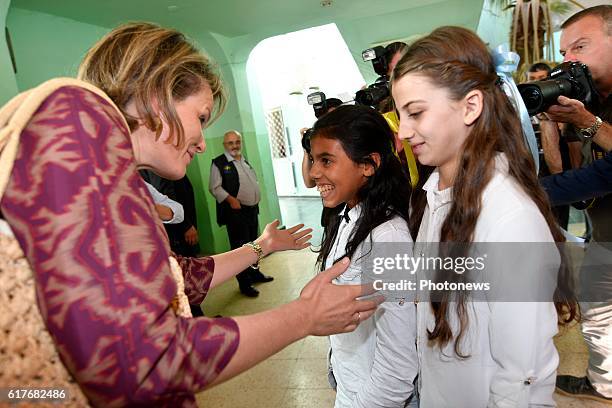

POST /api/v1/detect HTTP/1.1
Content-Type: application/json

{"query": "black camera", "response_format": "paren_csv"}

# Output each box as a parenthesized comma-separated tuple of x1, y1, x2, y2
(518, 62, 597, 116)
(301, 127, 313, 152)
(355, 46, 390, 108)
(355, 77, 390, 107)
(307, 92, 343, 118)
(307, 42, 405, 114)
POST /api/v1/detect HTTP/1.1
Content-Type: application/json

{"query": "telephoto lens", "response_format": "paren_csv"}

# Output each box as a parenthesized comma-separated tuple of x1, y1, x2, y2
(519, 79, 574, 116)
(518, 62, 595, 116)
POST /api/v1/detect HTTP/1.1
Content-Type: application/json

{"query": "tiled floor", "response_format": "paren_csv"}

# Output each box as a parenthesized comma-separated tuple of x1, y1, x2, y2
(198, 248, 335, 407)
(278, 196, 325, 246)
(197, 198, 606, 407)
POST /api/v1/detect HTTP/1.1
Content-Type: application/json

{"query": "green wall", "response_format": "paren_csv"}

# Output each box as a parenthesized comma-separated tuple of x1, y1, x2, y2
(0, 0, 18, 104)
(7, 7, 107, 90)
(187, 30, 282, 255)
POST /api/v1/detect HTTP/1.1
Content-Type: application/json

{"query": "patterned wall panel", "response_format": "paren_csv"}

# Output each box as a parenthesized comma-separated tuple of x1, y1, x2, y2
(265, 108, 287, 158)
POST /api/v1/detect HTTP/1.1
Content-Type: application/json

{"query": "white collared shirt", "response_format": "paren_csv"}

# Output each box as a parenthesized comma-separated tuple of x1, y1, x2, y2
(327, 204, 418, 408)
(415, 154, 560, 408)
(144, 181, 184, 224)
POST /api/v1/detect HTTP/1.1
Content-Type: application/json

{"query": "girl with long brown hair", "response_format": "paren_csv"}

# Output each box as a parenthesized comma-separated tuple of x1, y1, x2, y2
(391, 26, 577, 407)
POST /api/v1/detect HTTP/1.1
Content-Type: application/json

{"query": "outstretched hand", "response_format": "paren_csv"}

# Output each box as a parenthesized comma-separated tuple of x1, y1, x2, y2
(298, 257, 383, 336)
(255, 220, 313, 256)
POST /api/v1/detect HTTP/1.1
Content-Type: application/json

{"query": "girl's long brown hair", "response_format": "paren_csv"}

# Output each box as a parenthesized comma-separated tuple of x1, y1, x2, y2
(392, 26, 578, 357)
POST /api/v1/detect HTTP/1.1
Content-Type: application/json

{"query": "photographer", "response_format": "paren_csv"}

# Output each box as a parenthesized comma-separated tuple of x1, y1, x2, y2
(544, 7, 611, 151)
(525, 62, 579, 229)
(541, 5, 612, 403)
(385, 41, 406, 77)
(359, 42, 406, 114)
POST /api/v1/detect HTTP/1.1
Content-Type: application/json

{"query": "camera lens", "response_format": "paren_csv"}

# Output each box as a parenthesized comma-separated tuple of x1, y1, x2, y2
(518, 84, 545, 115)
(518, 79, 573, 116)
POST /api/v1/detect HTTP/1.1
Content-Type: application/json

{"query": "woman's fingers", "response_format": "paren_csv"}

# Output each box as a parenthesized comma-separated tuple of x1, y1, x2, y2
(285, 223, 306, 234)
(268, 219, 281, 228)
(338, 281, 379, 300)
(299, 258, 386, 336)
(320, 257, 351, 281)
(291, 227, 313, 240)
(354, 306, 377, 322)
(343, 302, 384, 333)
(356, 295, 384, 310)
(342, 322, 359, 332)
(295, 234, 312, 247)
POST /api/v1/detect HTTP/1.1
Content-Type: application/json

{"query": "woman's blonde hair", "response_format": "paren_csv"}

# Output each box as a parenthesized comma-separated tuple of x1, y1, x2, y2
(78, 22, 226, 148)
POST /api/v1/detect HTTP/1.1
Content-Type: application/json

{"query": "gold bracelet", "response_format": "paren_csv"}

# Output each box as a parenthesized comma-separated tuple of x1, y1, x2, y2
(243, 241, 263, 269)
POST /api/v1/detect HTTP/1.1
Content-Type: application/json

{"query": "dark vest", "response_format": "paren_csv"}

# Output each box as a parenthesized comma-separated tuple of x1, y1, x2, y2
(212, 154, 258, 226)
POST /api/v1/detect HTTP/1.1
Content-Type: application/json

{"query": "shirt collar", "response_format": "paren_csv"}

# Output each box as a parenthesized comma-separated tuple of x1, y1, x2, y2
(340, 203, 362, 224)
(422, 168, 453, 208)
(224, 151, 243, 163)
(422, 153, 510, 210)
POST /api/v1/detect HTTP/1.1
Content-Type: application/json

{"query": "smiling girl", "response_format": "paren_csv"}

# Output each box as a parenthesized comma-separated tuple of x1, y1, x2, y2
(304, 105, 418, 407)
(391, 26, 578, 407)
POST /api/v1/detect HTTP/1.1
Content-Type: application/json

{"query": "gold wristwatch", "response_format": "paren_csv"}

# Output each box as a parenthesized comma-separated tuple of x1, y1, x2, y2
(579, 116, 603, 138)
(243, 241, 263, 269)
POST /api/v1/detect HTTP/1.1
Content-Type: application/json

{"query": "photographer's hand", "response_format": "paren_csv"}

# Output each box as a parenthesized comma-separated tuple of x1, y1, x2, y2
(545, 96, 594, 129)
(546, 96, 612, 152)
(300, 128, 316, 188)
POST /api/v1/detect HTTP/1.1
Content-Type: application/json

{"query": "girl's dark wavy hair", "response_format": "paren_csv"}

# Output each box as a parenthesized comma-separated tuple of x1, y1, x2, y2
(391, 26, 579, 358)
(304, 105, 412, 270)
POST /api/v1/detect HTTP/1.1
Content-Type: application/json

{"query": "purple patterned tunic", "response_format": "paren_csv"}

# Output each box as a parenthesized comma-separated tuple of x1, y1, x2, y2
(1, 87, 240, 407)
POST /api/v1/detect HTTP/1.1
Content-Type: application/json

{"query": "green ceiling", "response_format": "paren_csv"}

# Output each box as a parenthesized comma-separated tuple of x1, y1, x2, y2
(13, 0, 464, 38)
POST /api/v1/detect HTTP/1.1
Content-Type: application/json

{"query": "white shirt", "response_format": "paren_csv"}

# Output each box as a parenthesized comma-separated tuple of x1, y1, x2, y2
(415, 154, 559, 408)
(0, 219, 13, 237)
(327, 204, 418, 408)
(144, 182, 184, 224)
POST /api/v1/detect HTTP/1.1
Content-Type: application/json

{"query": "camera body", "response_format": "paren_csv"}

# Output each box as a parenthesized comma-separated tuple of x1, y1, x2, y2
(518, 61, 597, 116)
(306, 43, 404, 116)
(307, 92, 329, 118)
(355, 46, 391, 108)
(355, 76, 389, 107)
(307, 92, 343, 118)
